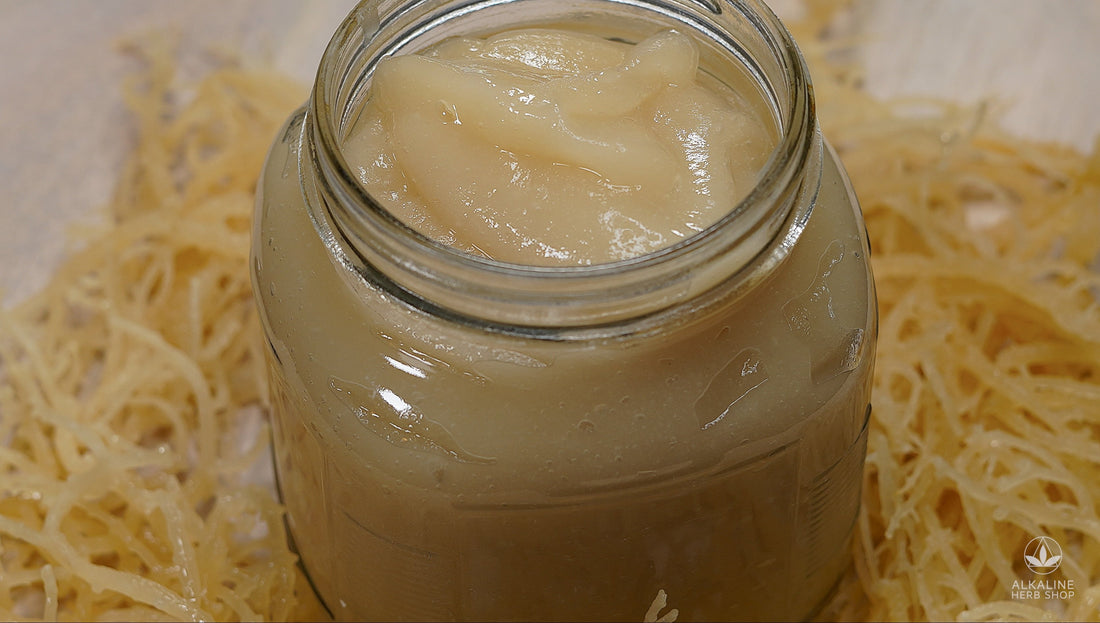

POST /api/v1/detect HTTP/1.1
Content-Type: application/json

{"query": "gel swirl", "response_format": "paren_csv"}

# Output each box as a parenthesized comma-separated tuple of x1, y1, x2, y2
(343, 28, 775, 265)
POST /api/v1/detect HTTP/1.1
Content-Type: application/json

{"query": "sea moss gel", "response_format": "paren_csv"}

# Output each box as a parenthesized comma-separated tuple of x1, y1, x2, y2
(252, 1, 877, 620)
(344, 27, 775, 265)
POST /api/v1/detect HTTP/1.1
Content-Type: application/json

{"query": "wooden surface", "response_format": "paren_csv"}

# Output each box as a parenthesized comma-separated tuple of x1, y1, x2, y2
(2, 0, 1098, 305)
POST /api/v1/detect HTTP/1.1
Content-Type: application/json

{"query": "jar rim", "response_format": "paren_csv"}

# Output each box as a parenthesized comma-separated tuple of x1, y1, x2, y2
(306, 0, 820, 332)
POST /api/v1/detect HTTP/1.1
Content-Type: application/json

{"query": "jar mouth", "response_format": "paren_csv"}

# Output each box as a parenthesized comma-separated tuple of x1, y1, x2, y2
(307, 0, 819, 332)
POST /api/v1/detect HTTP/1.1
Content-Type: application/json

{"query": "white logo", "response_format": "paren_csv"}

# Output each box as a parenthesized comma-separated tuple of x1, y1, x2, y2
(1023, 536, 1063, 575)
(1012, 536, 1074, 600)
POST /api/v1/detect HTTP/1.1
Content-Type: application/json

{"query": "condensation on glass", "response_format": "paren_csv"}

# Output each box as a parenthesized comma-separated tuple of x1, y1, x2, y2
(251, 0, 878, 620)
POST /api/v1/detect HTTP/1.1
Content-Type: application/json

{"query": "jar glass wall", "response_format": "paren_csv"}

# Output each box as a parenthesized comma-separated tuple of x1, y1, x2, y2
(252, 0, 877, 620)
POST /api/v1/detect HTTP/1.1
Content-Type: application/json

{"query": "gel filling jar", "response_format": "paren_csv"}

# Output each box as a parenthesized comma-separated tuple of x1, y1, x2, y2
(251, 0, 877, 620)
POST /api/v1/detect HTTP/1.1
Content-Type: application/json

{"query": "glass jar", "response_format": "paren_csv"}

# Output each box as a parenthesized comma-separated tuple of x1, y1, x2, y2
(251, 0, 876, 620)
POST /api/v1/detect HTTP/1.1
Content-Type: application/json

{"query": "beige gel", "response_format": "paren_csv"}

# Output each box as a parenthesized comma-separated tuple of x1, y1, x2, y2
(252, 1, 877, 620)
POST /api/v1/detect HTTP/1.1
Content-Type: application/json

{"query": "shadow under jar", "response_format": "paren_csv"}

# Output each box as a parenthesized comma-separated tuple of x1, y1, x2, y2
(251, 0, 877, 620)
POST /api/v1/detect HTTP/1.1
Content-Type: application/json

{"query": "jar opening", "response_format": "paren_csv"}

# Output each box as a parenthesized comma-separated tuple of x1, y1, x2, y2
(306, 0, 820, 333)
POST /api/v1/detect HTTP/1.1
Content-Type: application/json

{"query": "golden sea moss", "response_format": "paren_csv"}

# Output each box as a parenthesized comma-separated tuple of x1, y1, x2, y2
(806, 19, 1100, 623)
(0, 42, 320, 621)
(2, 9, 1099, 622)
